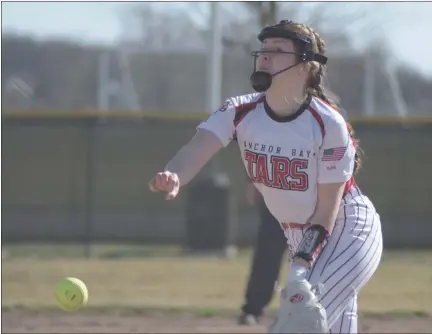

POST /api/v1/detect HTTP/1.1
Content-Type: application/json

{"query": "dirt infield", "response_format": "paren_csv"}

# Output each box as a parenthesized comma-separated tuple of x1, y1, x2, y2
(3, 310, 432, 333)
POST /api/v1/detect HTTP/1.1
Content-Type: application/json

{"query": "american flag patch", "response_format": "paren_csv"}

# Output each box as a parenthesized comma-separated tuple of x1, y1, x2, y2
(322, 147, 347, 161)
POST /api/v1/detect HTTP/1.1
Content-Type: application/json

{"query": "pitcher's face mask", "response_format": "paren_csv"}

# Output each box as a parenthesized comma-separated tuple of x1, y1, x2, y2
(249, 20, 328, 93)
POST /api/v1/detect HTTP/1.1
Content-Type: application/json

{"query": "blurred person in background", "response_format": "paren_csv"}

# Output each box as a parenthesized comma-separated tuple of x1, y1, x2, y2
(238, 182, 286, 326)
(149, 19, 383, 334)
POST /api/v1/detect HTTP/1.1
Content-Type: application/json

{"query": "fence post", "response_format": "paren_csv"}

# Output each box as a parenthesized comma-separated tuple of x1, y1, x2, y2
(84, 118, 97, 258)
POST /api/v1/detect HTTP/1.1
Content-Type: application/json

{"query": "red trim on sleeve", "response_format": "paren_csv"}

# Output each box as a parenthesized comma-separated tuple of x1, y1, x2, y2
(233, 95, 265, 140)
(307, 105, 326, 141)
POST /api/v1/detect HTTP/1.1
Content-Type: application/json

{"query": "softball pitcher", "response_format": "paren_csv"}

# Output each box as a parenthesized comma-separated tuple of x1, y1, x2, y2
(149, 20, 383, 334)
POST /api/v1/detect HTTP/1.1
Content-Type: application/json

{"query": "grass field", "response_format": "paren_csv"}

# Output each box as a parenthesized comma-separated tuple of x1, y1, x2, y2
(3, 244, 432, 316)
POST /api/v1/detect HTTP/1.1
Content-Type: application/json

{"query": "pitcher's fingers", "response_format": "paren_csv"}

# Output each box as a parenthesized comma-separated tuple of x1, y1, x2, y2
(161, 172, 170, 184)
(165, 175, 177, 190)
(149, 179, 159, 192)
(165, 186, 179, 200)
(154, 174, 168, 191)
(150, 174, 166, 192)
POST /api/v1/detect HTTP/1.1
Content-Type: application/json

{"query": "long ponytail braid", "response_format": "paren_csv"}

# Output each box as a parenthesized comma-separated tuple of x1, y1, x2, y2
(293, 25, 363, 173)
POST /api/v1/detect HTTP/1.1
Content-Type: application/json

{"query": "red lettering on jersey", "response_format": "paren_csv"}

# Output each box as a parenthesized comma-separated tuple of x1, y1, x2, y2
(289, 159, 309, 191)
(244, 150, 257, 182)
(255, 154, 270, 186)
(245, 152, 309, 192)
(270, 156, 290, 189)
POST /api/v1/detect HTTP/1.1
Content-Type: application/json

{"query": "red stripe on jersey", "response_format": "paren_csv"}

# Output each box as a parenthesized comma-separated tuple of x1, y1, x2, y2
(234, 95, 265, 127)
(344, 124, 358, 193)
(309, 100, 357, 194)
(307, 105, 326, 141)
(317, 98, 339, 113)
(233, 95, 265, 140)
(312, 98, 356, 147)
(344, 176, 356, 193)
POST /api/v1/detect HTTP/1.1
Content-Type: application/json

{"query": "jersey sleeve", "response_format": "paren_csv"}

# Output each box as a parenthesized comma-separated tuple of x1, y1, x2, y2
(196, 99, 236, 147)
(317, 115, 356, 183)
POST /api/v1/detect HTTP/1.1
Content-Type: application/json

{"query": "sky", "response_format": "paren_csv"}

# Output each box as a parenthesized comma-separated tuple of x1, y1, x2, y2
(2, 1, 432, 78)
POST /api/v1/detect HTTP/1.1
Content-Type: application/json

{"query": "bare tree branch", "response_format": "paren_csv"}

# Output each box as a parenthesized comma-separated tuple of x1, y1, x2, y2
(129, 2, 383, 57)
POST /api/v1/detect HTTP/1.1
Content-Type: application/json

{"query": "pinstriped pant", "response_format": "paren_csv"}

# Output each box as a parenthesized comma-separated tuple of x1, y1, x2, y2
(285, 186, 383, 334)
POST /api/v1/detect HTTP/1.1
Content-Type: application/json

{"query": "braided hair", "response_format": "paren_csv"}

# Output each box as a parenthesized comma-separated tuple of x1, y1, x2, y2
(281, 22, 362, 173)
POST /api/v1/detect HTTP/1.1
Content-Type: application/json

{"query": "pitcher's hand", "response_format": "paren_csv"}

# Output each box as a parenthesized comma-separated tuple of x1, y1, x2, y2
(149, 171, 180, 200)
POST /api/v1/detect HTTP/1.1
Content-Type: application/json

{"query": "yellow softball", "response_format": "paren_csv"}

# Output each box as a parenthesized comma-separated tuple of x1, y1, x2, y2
(54, 277, 88, 312)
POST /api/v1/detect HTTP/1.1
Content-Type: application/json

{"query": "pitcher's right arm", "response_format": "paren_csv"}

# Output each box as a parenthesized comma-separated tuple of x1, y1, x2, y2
(149, 98, 237, 200)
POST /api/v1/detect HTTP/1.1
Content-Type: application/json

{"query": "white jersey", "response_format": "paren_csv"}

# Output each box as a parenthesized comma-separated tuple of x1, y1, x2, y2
(198, 92, 356, 227)
(198, 92, 383, 334)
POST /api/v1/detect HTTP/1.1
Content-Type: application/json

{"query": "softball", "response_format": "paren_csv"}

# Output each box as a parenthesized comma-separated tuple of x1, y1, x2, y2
(54, 277, 88, 312)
